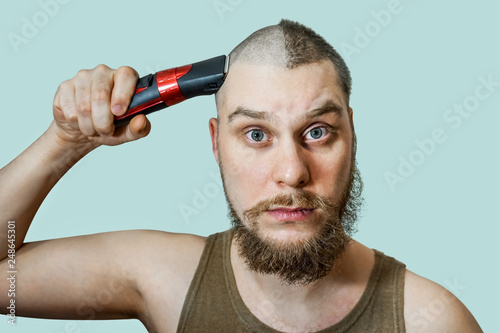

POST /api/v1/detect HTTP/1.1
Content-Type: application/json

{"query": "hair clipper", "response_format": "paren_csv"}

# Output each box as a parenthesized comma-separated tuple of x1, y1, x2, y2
(114, 55, 228, 127)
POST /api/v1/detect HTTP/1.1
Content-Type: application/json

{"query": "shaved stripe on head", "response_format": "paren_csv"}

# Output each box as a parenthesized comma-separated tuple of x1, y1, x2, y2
(216, 19, 352, 109)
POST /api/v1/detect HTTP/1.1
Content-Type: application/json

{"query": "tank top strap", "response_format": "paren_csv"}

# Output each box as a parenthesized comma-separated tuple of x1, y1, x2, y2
(177, 230, 406, 332)
(321, 249, 406, 332)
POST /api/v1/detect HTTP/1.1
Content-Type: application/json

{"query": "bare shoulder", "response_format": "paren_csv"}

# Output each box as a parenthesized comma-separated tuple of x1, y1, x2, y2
(97, 229, 207, 292)
(126, 229, 207, 279)
(404, 269, 482, 333)
(125, 229, 207, 331)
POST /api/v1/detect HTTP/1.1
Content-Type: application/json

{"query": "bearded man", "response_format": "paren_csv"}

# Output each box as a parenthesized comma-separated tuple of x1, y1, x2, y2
(0, 19, 481, 332)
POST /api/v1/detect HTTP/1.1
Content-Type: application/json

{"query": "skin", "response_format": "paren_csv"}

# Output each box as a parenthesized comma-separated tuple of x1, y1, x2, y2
(0, 62, 482, 332)
(212, 61, 353, 244)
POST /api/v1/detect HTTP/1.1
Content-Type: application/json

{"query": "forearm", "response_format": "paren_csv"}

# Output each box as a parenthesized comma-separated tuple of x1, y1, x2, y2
(0, 122, 98, 260)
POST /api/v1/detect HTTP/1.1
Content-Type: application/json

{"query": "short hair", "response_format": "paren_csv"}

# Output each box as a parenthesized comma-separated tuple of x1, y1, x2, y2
(222, 19, 352, 105)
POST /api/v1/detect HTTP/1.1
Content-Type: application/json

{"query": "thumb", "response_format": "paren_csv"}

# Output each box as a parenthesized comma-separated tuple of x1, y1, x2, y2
(124, 115, 151, 142)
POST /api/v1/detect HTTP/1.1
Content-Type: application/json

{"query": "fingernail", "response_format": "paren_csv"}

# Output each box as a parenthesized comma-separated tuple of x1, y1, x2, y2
(112, 105, 123, 115)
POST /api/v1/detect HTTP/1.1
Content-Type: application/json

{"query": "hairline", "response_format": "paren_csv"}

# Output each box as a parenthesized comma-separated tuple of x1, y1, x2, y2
(217, 61, 349, 113)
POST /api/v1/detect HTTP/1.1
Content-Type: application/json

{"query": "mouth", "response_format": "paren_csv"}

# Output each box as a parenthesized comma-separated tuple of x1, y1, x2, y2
(266, 207, 315, 222)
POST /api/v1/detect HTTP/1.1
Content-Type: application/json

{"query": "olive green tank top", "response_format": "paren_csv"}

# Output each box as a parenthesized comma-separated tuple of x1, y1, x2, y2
(177, 230, 406, 332)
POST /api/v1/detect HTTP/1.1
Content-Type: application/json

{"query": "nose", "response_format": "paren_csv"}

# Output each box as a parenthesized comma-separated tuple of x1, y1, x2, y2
(272, 140, 310, 188)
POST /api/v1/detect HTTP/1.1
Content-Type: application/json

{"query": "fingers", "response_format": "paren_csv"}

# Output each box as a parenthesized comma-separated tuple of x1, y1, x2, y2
(53, 80, 78, 131)
(111, 66, 139, 117)
(74, 69, 95, 136)
(89, 65, 113, 136)
(53, 64, 143, 145)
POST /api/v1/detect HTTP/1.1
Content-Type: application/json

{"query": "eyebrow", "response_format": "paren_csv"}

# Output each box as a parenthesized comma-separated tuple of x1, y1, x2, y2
(303, 100, 344, 120)
(227, 100, 344, 124)
(227, 107, 275, 123)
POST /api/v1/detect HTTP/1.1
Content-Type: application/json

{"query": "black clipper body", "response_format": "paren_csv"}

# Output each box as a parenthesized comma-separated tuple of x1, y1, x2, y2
(114, 55, 227, 127)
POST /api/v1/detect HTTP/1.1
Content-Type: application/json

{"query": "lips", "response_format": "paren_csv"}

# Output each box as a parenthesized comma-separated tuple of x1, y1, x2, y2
(266, 207, 315, 222)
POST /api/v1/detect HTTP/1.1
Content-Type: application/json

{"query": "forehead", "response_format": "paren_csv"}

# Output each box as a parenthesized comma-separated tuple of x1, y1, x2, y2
(217, 60, 346, 120)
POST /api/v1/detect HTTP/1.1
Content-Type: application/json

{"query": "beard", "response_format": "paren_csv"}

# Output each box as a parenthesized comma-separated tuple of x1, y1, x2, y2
(220, 149, 364, 286)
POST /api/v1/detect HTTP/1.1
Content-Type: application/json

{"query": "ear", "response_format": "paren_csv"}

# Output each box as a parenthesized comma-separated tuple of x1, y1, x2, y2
(208, 117, 220, 165)
(349, 107, 353, 122)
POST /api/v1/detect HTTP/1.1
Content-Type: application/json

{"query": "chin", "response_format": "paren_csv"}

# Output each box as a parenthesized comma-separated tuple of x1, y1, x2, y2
(259, 221, 323, 245)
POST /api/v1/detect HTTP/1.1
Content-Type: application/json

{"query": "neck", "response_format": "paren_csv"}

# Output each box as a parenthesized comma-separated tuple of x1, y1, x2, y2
(230, 236, 375, 329)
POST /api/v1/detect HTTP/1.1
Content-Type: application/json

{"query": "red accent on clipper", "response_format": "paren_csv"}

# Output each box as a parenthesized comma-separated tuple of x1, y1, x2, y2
(114, 55, 227, 127)
(156, 64, 192, 107)
(135, 87, 148, 94)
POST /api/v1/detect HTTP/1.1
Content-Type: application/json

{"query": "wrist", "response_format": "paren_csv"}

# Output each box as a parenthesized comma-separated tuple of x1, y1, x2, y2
(41, 122, 100, 177)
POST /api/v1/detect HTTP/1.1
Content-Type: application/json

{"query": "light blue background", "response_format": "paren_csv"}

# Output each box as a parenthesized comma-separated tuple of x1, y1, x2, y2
(1, 0, 498, 332)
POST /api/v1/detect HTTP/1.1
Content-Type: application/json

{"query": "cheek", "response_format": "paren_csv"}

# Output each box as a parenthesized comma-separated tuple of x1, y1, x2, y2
(219, 139, 270, 209)
(311, 137, 352, 200)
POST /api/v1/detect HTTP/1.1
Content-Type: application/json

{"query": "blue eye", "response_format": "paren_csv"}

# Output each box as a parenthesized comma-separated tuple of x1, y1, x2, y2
(305, 127, 327, 140)
(246, 129, 268, 142)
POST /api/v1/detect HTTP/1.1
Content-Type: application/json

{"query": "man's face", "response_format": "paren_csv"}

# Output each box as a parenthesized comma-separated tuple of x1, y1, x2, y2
(209, 60, 359, 284)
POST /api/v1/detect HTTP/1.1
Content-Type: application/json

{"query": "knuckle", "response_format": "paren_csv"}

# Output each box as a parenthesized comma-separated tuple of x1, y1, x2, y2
(67, 111, 78, 124)
(75, 69, 91, 80)
(95, 63, 111, 72)
(77, 100, 91, 115)
(92, 88, 110, 104)
(58, 79, 72, 91)
(59, 95, 71, 107)
(116, 66, 138, 79)
(54, 85, 68, 110)
(95, 124, 112, 135)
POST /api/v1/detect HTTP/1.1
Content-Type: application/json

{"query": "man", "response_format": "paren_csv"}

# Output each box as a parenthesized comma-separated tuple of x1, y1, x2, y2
(0, 19, 481, 332)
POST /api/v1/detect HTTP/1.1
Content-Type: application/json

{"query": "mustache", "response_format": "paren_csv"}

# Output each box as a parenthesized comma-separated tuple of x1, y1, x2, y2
(243, 191, 337, 222)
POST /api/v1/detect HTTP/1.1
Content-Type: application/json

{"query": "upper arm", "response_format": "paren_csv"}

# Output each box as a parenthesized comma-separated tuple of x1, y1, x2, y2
(404, 269, 483, 333)
(0, 229, 201, 322)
